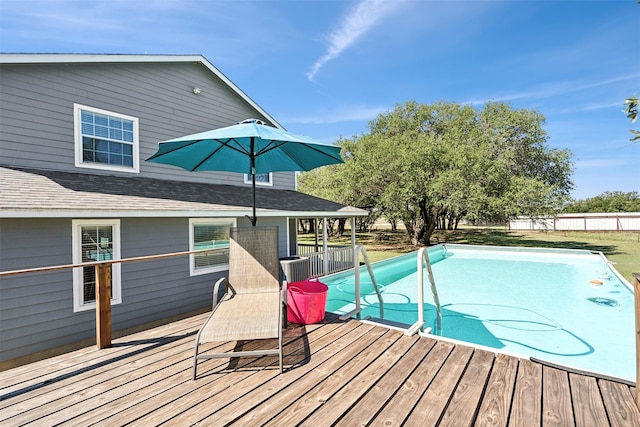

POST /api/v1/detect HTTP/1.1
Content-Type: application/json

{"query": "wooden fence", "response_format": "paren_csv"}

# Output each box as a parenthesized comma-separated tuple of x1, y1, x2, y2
(509, 212, 640, 231)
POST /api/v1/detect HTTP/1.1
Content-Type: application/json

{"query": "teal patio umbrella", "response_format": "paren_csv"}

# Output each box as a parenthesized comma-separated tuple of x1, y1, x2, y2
(147, 119, 344, 226)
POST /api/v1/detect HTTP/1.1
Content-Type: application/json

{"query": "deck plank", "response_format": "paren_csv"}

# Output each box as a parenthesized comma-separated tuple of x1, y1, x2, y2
(197, 324, 385, 426)
(474, 353, 519, 427)
(144, 322, 376, 426)
(369, 340, 456, 426)
(97, 320, 352, 426)
(509, 358, 542, 426)
(542, 365, 574, 426)
(0, 312, 206, 396)
(249, 329, 404, 426)
(0, 312, 637, 427)
(331, 336, 437, 427)
(78, 324, 322, 426)
(599, 379, 640, 427)
(569, 373, 609, 427)
(298, 333, 420, 426)
(403, 344, 475, 426)
(5, 334, 216, 425)
(439, 348, 496, 427)
(0, 327, 207, 411)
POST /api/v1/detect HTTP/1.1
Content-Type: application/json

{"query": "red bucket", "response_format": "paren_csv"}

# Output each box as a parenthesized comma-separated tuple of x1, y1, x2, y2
(287, 278, 328, 324)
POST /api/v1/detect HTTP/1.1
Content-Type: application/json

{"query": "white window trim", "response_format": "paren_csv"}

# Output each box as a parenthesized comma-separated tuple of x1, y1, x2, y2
(244, 172, 273, 187)
(73, 103, 140, 173)
(189, 218, 237, 276)
(72, 219, 122, 312)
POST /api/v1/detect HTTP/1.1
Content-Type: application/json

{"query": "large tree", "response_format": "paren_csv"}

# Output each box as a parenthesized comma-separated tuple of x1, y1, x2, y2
(300, 100, 573, 245)
(564, 191, 640, 213)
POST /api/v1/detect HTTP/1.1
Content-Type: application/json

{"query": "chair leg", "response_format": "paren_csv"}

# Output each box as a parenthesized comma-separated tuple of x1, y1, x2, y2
(193, 329, 204, 380)
(279, 325, 283, 374)
(279, 295, 284, 373)
(193, 345, 199, 380)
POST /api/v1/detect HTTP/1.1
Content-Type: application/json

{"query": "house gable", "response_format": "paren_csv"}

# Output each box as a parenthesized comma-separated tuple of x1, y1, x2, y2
(0, 54, 295, 190)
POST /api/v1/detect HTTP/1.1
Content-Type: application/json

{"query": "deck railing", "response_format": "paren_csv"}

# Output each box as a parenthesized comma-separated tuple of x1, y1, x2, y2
(298, 244, 354, 276)
(0, 248, 217, 350)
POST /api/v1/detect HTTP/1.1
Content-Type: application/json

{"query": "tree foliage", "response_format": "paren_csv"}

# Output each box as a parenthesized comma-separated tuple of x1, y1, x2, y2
(299, 100, 574, 245)
(623, 95, 640, 142)
(563, 191, 640, 213)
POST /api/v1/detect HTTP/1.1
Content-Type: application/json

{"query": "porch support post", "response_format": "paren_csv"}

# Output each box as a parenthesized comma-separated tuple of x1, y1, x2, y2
(96, 263, 112, 349)
(314, 218, 319, 253)
(323, 217, 329, 275)
(351, 217, 356, 248)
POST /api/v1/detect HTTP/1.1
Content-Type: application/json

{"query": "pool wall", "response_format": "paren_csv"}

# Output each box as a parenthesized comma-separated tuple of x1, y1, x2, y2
(320, 243, 635, 382)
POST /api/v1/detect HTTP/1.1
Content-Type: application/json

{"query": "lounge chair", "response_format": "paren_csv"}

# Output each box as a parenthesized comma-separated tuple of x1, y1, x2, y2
(192, 226, 285, 379)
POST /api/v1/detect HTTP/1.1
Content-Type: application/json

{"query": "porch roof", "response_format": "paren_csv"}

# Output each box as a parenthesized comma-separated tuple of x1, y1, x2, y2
(0, 166, 367, 219)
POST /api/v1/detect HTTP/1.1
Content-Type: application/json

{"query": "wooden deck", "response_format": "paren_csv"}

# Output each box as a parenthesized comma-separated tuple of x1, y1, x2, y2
(1, 312, 638, 426)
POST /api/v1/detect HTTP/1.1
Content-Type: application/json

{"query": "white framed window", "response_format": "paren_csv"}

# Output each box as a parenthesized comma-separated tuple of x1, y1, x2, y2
(244, 172, 273, 186)
(189, 218, 236, 276)
(74, 103, 140, 173)
(72, 220, 122, 312)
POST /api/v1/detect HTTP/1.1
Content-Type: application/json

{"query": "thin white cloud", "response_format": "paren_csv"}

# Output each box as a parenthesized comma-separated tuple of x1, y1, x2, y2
(574, 158, 630, 169)
(307, 0, 399, 81)
(284, 104, 389, 125)
(463, 73, 640, 107)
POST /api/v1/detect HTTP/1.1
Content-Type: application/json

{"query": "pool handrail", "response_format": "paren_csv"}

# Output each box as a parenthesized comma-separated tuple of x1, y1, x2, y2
(338, 244, 384, 320)
(406, 247, 442, 336)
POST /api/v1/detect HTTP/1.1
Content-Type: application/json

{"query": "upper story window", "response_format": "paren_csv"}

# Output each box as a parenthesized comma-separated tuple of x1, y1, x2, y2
(74, 104, 140, 173)
(244, 173, 273, 186)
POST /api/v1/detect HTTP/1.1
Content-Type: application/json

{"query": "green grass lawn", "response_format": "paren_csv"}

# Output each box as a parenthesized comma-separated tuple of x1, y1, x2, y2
(299, 227, 640, 284)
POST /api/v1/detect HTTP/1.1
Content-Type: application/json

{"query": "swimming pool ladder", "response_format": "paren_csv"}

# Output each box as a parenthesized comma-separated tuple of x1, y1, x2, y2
(339, 245, 384, 320)
(405, 247, 442, 336)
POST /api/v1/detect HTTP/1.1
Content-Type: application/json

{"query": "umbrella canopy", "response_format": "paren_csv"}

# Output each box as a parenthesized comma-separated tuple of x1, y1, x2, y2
(147, 119, 344, 225)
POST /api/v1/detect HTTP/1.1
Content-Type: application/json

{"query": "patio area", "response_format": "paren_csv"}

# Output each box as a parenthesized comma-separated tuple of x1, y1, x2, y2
(1, 312, 638, 426)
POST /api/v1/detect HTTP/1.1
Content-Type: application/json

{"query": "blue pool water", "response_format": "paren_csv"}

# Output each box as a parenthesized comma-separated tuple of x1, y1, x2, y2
(322, 244, 635, 381)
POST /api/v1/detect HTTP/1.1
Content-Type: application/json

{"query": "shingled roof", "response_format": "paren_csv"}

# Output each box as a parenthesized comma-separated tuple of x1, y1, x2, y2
(0, 167, 366, 219)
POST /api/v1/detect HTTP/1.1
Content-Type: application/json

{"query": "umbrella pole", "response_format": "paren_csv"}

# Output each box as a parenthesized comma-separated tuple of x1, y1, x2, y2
(251, 172, 257, 226)
(250, 140, 257, 227)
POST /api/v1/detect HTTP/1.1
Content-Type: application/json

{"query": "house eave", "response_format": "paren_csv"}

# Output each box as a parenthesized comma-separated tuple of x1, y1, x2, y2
(0, 208, 368, 219)
(0, 53, 283, 130)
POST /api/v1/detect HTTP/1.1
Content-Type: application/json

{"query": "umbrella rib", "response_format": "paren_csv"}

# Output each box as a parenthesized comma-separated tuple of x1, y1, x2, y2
(256, 140, 343, 163)
(147, 139, 203, 160)
(190, 138, 251, 171)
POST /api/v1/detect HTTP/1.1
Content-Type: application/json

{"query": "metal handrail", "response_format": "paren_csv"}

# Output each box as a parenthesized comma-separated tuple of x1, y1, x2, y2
(406, 247, 442, 336)
(339, 244, 384, 320)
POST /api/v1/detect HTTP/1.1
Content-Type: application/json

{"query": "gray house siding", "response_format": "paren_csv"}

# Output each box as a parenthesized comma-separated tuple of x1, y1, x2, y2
(1, 219, 78, 361)
(0, 55, 362, 366)
(0, 216, 289, 363)
(0, 61, 296, 189)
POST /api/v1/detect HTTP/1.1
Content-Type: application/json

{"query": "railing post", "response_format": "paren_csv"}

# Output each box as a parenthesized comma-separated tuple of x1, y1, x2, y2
(96, 263, 112, 349)
(322, 217, 329, 275)
(634, 272, 640, 409)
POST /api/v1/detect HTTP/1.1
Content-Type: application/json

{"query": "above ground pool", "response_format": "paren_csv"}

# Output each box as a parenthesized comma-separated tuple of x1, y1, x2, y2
(321, 244, 635, 382)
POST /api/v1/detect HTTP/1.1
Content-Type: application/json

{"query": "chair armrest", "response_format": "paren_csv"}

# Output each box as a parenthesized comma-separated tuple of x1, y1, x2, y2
(212, 277, 234, 309)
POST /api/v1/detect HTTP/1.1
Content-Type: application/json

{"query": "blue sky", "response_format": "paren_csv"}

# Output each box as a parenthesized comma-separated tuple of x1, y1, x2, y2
(1, 0, 638, 200)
